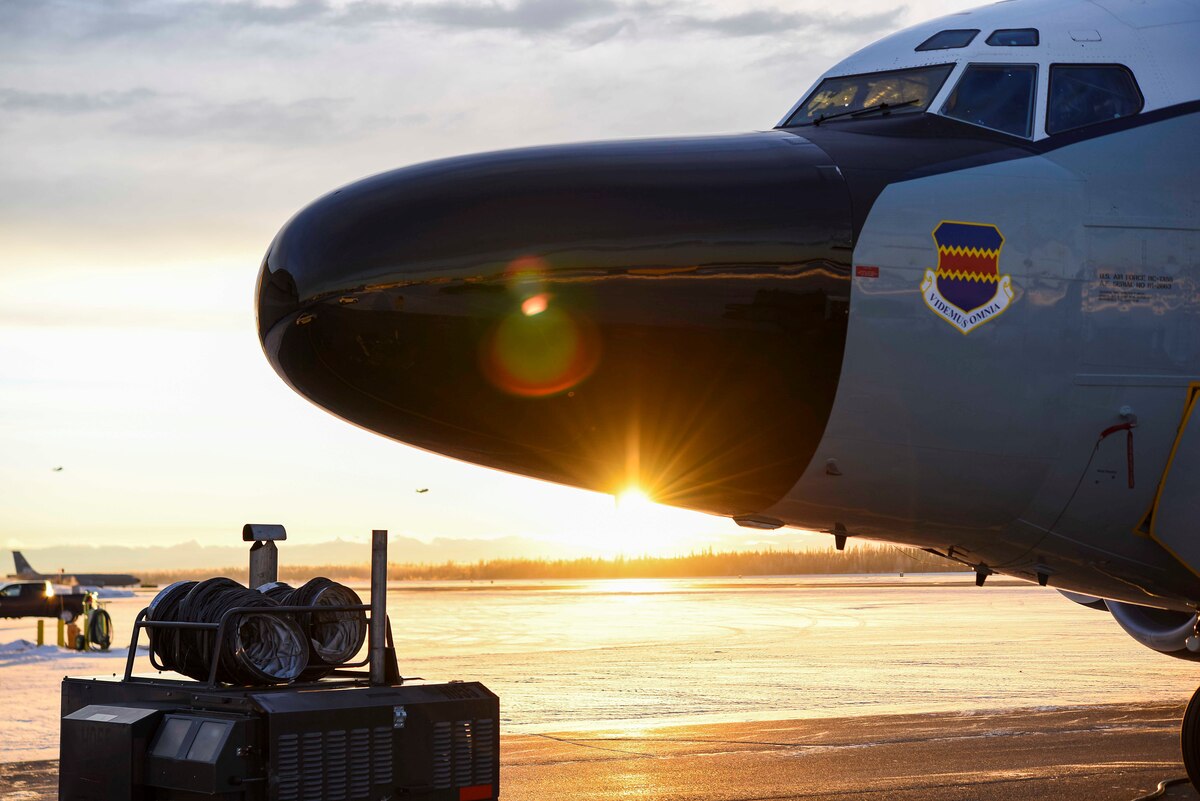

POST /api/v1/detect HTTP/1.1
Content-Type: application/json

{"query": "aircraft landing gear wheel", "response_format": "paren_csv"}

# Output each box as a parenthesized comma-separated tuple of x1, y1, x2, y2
(1181, 685, 1200, 788)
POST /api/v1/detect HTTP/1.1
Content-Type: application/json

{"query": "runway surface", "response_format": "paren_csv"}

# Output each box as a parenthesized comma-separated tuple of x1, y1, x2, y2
(11, 577, 1200, 763)
(5, 703, 1199, 800)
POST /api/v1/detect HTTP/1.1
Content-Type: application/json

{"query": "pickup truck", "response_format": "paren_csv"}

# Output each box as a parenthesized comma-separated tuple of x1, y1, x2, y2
(0, 580, 91, 622)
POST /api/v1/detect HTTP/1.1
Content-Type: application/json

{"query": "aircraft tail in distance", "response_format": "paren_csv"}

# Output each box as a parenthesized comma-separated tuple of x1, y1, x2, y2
(8, 550, 139, 586)
(13, 551, 37, 577)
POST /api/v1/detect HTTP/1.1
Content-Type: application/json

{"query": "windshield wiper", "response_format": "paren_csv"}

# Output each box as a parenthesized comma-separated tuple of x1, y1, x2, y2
(813, 98, 921, 126)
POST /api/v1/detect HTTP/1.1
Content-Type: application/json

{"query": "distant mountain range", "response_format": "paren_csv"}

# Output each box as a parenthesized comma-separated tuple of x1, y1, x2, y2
(6, 535, 594, 573)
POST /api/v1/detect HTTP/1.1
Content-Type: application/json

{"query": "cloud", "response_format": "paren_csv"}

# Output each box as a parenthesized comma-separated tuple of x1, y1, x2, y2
(0, 0, 896, 45)
(571, 17, 636, 47)
(0, 87, 378, 146)
(398, 0, 621, 31)
(0, 88, 158, 114)
(0, 0, 328, 43)
(83, 0, 333, 39)
(111, 96, 375, 145)
(0, 0, 626, 41)
(671, 7, 904, 37)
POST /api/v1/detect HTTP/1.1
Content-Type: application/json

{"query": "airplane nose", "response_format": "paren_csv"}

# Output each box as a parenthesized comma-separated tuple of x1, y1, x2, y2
(257, 132, 852, 517)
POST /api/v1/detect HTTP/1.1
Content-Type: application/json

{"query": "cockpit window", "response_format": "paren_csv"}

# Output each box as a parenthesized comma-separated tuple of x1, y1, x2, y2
(783, 64, 955, 127)
(986, 28, 1039, 46)
(1046, 64, 1143, 135)
(916, 29, 980, 51)
(940, 63, 1037, 137)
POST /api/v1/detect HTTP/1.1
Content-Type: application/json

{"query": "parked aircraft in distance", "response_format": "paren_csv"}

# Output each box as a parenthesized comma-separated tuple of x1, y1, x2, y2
(9, 551, 140, 588)
(254, 0, 1200, 783)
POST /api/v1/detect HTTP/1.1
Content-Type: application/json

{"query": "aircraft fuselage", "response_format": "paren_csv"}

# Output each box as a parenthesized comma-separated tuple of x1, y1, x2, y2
(257, 0, 1200, 623)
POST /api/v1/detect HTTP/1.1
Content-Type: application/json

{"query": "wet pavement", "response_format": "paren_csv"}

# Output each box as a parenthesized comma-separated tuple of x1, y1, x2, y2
(6, 703, 1199, 800)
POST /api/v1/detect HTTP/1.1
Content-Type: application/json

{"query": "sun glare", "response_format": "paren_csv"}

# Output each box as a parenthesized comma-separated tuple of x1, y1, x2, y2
(616, 486, 653, 511)
(598, 486, 702, 558)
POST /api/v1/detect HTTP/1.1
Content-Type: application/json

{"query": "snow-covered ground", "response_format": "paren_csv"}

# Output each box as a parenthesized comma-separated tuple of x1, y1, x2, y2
(0, 593, 156, 762)
(3, 576, 1200, 763)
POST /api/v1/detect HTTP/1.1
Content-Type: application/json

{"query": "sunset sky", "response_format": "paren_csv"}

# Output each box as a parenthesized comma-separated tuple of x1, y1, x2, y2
(0, 0, 977, 560)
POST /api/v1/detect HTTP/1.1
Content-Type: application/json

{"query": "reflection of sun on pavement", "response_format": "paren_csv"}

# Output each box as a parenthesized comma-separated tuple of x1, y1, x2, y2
(606, 578, 673, 594)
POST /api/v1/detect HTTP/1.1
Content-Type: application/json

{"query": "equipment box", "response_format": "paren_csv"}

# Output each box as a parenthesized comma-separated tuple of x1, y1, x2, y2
(62, 675, 499, 801)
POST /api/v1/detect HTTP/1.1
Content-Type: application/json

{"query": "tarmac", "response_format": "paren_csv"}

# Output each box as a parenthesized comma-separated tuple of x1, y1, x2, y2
(3, 703, 1198, 800)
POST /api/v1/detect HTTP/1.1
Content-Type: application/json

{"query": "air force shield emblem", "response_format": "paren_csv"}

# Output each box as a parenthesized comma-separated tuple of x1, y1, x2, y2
(920, 221, 1015, 334)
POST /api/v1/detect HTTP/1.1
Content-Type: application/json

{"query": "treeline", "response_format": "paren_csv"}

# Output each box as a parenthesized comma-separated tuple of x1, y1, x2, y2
(136, 546, 964, 586)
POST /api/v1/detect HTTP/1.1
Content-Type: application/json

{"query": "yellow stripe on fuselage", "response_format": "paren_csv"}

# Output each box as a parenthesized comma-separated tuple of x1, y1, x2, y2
(937, 245, 1001, 258)
(935, 269, 1001, 283)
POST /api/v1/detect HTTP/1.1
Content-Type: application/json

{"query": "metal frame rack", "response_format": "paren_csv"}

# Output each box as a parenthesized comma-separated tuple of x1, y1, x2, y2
(122, 527, 398, 688)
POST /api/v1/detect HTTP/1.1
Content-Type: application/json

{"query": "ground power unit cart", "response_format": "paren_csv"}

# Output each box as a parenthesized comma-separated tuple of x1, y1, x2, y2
(58, 528, 500, 801)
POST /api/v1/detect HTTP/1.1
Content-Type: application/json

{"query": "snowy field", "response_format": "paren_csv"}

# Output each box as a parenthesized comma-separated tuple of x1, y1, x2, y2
(3, 575, 1200, 763)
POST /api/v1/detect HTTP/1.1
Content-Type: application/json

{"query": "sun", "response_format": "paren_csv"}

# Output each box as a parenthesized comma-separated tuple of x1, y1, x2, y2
(597, 486, 701, 557)
(616, 486, 654, 513)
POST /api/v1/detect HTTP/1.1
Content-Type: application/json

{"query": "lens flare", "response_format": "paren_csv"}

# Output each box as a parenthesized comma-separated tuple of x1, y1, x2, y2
(505, 255, 549, 284)
(481, 304, 600, 398)
(521, 293, 550, 316)
(504, 254, 550, 301)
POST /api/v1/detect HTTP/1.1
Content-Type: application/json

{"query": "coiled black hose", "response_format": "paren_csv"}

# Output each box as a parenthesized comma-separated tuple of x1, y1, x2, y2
(258, 577, 366, 678)
(147, 580, 196, 672)
(85, 608, 112, 651)
(147, 578, 308, 684)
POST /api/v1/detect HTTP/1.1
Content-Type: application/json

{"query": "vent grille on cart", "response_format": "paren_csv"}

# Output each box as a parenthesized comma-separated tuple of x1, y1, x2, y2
(276, 726, 394, 801)
(432, 718, 496, 790)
